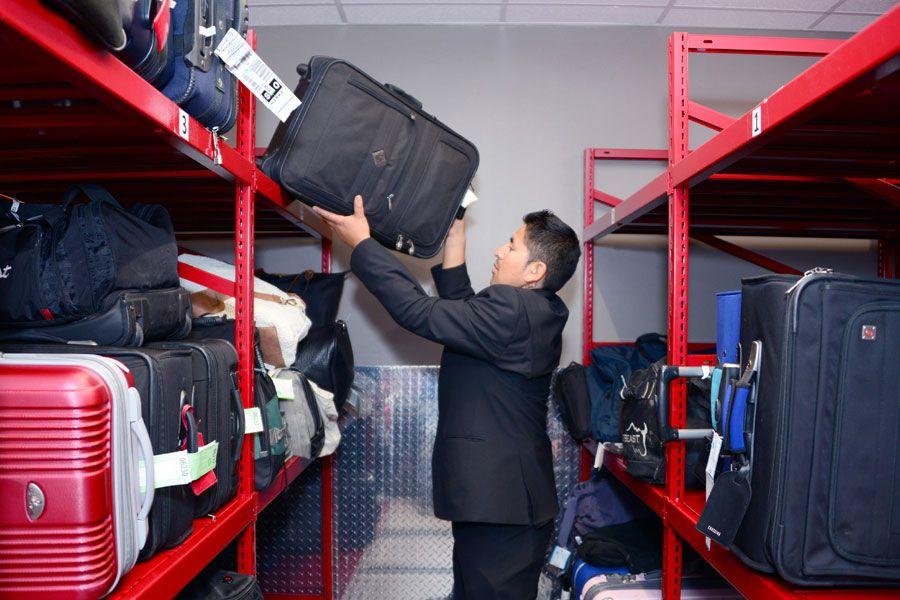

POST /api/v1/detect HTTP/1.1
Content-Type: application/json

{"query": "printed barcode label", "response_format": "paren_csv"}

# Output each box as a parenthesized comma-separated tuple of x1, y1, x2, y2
(215, 29, 300, 122)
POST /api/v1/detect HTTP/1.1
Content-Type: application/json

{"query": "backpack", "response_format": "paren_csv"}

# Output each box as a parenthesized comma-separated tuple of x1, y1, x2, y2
(586, 333, 666, 443)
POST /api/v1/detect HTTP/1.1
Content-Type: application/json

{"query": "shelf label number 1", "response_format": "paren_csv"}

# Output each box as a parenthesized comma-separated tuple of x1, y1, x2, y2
(751, 105, 763, 137)
(177, 108, 190, 141)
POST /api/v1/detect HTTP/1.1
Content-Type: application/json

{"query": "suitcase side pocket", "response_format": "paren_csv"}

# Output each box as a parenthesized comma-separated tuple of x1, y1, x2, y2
(829, 301, 900, 568)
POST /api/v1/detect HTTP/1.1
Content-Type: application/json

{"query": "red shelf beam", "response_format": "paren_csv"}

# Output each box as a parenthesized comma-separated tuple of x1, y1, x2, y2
(600, 455, 900, 600)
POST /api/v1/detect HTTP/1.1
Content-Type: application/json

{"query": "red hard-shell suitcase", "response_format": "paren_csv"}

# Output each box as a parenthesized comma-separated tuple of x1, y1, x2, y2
(0, 353, 154, 599)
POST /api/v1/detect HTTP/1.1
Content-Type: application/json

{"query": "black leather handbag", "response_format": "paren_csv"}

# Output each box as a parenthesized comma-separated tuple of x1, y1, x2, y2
(292, 320, 354, 413)
(255, 268, 346, 327)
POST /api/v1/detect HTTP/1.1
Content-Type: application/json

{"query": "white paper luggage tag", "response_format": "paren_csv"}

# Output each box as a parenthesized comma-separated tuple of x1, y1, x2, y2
(214, 29, 301, 122)
(548, 545, 572, 571)
(140, 442, 219, 490)
(704, 432, 723, 549)
(273, 377, 296, 401)
(244, 407, 265, 434)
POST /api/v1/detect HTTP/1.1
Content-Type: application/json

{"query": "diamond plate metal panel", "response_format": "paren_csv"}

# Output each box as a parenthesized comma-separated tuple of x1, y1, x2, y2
(257, 460, 325, 595)
(334, 367, 451, 600)
(333, 366, 581, 600)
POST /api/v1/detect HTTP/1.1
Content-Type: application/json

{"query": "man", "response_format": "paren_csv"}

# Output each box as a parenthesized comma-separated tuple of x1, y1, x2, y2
(315, 196, 580, 599)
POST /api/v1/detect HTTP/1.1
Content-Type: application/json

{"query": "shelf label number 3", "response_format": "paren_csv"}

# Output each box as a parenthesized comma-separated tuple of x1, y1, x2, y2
(177, 108, 190, 141)
(751, 105, 763, 137)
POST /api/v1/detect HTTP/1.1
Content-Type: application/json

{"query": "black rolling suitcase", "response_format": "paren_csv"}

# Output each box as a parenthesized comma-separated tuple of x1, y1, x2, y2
(0, 287, 192, 346)
(186, 317, 286, 490)
(0, 342, 199, 561)
(735, 270, 900, 586)
(149, 338, 244, 517)
(259, 57, 479, 258)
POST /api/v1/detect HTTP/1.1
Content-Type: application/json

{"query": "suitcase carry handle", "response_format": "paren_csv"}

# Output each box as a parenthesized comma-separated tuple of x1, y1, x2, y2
(62, 184, 124, 211)
(132, 416, 156, 527)
(385, 83, 423, 110)
(231, 379, 245, 463)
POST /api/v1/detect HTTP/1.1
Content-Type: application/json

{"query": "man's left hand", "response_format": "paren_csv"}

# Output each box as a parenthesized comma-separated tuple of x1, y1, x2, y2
(314, 195, 371, 249)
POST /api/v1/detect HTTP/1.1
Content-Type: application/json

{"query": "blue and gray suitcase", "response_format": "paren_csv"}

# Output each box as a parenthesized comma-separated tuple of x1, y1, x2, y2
(161, 0, 249, 131)
(119, 0, 175, 86)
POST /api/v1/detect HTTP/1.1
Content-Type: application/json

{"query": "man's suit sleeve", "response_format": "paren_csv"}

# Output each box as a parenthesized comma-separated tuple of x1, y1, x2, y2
(351, 239, 523, 366)
(430, 263, 475, 300)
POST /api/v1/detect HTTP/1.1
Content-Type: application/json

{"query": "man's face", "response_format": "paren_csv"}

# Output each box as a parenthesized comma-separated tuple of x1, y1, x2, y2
(491, 225, 532, 287)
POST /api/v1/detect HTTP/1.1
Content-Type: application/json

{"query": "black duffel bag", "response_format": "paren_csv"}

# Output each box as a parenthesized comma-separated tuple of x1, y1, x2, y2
(0, 185, 179, 327)
(551, 362, 593, 442)
(293, 320, 354, 413)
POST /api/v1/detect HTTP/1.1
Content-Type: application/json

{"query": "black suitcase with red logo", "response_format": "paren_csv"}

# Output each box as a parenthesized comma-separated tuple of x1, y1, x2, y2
(734, 271, 900, 586)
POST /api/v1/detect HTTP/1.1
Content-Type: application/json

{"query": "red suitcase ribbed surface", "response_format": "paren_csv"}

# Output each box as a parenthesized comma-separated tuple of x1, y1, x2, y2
(0, 363, 117, 600)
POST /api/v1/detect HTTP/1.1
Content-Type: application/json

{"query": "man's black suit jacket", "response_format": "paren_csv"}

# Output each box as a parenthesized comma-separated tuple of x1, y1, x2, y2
(351, 238, 569, 525)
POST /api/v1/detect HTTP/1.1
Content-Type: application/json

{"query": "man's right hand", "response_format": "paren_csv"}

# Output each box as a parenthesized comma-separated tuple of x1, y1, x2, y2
(443, 218, 466, 269)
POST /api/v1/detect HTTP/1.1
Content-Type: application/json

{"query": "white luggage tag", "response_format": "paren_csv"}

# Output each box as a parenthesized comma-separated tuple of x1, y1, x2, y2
(244, 407, 265, 434)
(215, 29, 300, 122)
(140, 442, 219, 490)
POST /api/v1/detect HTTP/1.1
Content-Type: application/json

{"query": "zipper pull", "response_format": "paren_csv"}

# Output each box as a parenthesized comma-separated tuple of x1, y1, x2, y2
(785, 267, 832, 295)
(407, 241, 415, 255)
(395, 234, 404, 251)
(387, 193, 395, 211)
(211, 126, 222, 165)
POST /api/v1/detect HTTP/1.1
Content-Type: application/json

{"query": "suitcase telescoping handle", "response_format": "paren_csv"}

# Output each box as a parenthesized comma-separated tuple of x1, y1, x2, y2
(385, 83, 423, 111)
(656, 365, 715, 443)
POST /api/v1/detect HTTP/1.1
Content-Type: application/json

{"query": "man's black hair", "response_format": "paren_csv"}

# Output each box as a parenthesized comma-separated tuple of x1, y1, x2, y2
(522, 210, 581, 293)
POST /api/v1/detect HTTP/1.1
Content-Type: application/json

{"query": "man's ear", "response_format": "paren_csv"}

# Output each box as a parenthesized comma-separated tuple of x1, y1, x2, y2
(525, 260, 547, 287)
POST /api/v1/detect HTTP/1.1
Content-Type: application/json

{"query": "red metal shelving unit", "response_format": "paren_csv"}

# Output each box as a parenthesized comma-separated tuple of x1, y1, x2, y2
(582, 6, 900, 599)
(1, 2, 337, 598)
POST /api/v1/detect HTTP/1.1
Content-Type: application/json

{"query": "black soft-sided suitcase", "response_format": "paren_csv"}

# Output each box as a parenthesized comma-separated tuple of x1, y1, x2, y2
(186, 317, 285, 490)
(0, 287, 192, 346)
(735, 272, 900, 586)
(149, 338, 244, 517)
(45, 0, 126, 50)
(260, 57, 479, 258)
(0, 342, 199, 561)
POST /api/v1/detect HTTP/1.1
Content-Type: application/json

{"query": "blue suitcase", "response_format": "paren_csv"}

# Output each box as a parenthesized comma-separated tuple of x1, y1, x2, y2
(572, 560, 629, 599)
(161, 0, 249, 131)
(119, 0, 175, 86)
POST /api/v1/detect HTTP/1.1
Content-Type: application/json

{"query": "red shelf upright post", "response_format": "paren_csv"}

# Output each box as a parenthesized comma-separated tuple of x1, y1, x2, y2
(663, 31, 691, 600)
(581, 149, 596, 482)
(320, 238, 335, 599)
(235, 30, 259, 576)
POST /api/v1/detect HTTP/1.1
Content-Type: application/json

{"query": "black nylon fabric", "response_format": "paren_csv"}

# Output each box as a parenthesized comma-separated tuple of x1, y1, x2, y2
(735, 273, 900, 586)
(619, 361, 710, 489)
(551, 362, 594, 442)
(0, 186, 178, 326)
(260, 57, 479, 258)
(255, 268, 346, 327)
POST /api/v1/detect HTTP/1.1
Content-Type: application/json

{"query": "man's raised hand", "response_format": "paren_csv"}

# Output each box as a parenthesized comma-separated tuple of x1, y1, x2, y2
(313, 195, 371, 249)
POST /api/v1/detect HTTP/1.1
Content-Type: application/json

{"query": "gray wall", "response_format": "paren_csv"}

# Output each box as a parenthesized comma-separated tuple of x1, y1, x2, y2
(189, 24, 874, 366)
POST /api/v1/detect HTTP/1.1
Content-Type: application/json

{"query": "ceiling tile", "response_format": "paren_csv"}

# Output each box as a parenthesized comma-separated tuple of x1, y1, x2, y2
(674, 0, 836, 9)
(814, 11, 881, 29)
(248, 0, 331, 5)
(250, 4, 344, 25)
(343, 3, 503, 23)
(342, 0, 497, 4)
(509, 0, 666, 5)
(835, 0, 898, 13)
(663, 7, 820, 27)
(505, 4, 664, 23)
